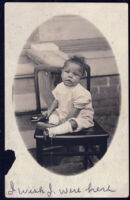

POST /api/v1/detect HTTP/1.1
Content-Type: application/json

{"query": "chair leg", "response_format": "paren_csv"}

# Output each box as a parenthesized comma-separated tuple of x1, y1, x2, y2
(88, 157, 94, 167)
(36, 139, 43, 165)
(99, 139, 107, 159)
(83, 146, 89, 169)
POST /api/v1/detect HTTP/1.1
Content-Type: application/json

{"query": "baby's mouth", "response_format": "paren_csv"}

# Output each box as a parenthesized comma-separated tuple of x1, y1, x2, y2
(65, 79, 72, 83)
(64, 80, 73, 85)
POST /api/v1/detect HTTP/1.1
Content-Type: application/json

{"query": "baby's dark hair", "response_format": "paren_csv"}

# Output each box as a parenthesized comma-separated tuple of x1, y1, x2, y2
(63, 56, 86, 76)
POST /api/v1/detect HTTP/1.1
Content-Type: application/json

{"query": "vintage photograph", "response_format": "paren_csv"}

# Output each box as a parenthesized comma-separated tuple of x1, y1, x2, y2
(5, 3, 128, 198)
(13, 15, 120, 175)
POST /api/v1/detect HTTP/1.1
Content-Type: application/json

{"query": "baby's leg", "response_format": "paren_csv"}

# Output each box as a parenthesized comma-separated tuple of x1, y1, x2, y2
(36, 121, 55, 130)
(34, 122, 54, 142)
(46, 114, 94, 137)
(36, 111, 60, 130)
(47, 119, 79, 137)
(34, 111, 60, 141)
(49, 111, 60, 125)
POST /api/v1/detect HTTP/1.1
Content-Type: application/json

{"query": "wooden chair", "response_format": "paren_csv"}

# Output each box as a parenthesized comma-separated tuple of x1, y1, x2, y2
(34, 64, 109, 169)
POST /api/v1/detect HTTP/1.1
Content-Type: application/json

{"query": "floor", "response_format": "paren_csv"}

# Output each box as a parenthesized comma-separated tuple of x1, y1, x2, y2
(28, 148, 86, 175)
(16, 112, 119, 175)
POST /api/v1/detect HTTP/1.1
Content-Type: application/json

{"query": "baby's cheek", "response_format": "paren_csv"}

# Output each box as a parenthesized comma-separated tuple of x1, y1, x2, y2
(75, 77, 80, 82)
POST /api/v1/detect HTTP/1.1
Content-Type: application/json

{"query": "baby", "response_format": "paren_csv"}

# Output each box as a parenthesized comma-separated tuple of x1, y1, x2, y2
(35, 56, 94, 138)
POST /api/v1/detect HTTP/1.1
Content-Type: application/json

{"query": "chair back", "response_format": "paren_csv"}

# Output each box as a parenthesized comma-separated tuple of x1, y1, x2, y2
(82, 63, 91, 91)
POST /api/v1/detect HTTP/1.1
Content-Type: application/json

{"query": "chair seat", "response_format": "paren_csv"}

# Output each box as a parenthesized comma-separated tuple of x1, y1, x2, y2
(51, 121, 108, 145)
(35, 121, 108, 146)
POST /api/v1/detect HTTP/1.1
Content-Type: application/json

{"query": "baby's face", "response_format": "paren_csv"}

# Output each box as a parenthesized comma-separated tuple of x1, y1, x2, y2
(61, 62, 82, 87)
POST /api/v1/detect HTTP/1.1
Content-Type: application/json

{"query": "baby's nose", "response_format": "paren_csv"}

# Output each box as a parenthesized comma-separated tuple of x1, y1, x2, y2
(68, 73, 73, 77)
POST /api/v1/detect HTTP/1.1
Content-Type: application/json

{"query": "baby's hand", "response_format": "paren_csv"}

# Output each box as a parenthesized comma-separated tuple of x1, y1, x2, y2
(41, 111, 49, 119)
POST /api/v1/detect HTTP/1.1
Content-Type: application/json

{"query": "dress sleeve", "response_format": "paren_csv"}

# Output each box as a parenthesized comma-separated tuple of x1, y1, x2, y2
(73, 89, 92, 109)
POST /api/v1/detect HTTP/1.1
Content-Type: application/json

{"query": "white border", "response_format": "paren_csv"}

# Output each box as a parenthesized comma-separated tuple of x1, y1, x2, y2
(5, 3, 128, 198)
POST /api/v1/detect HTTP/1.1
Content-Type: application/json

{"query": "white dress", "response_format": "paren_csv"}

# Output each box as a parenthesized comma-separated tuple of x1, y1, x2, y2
(49, 82, 94, 131)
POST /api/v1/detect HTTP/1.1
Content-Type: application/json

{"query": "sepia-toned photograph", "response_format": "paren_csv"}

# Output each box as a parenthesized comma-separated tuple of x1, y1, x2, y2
(13, 14, 120, 175)
(5, 3, 128, 198)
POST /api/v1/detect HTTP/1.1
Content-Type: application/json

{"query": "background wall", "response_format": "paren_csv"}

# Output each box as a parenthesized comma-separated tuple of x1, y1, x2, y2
(14, 15, 120, 149)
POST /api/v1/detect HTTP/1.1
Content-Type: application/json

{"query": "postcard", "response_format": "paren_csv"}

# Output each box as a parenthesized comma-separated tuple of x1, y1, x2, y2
(4, 3, 128, 198)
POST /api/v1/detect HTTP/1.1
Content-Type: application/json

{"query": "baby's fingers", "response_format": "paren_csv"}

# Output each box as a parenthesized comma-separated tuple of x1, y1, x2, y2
(41, 111, 47, 116)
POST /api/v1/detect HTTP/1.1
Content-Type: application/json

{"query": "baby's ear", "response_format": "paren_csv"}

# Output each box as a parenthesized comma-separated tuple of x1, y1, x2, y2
(81, 71, 86, 79)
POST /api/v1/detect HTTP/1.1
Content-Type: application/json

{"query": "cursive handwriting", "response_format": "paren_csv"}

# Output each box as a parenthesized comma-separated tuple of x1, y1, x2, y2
(8, 181, 116, 197)
(59, 187, 81, 195)
(85, 182, 116, 193)
(8, 181, 46, 196)
(8, 181, 17, 195)
(47, 183, 55, 197)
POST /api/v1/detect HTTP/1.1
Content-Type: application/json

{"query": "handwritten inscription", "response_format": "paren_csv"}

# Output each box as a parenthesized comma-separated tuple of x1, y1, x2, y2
(8, 181, 116, 197)
(59, 187, 81, 195)
(85, 182, 115, 193)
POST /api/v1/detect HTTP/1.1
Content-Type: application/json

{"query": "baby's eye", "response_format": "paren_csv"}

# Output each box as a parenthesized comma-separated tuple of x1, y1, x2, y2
(64, 70, 69, 73)
(74, 73, 80, 76)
